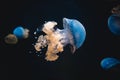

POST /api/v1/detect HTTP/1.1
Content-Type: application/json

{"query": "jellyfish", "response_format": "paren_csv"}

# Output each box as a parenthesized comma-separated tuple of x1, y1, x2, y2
(4, 34, 18, 44)
(111, 5, 120, 15)
(34, 18, 86, 61)
(13, 26, 29, 39)
(100, 57, 120, 70)
(108, 4, 120, 35)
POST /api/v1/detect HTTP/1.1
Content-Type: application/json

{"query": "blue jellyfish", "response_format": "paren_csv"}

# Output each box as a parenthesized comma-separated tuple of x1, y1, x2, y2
(34, 18, 86, 61)
(100, 57, 120, 70)
(13, 26, 25, 39)
(13, 26, 29, 39)
(108, 5, 120, 35)
(108, 15, 120, 35)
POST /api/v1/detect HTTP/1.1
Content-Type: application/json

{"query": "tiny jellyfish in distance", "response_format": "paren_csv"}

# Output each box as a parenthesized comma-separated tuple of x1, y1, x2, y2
(23, 28, 30, 39)
(111, 5, 120, 15)
(34, 18, 86, 61)
(4, 34, 18, 44)
(108, 4, 120, 35)
(13, 26, 29, 39)
(100, 57, 120, 70)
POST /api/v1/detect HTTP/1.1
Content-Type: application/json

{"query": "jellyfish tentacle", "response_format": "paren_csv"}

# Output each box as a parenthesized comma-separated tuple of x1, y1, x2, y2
(34, 18, 86, 61)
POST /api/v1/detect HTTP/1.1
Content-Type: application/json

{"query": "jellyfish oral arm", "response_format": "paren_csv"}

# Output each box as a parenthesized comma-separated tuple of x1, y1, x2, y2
(34, 35, 48, 51)
(34, 21, 76, 61)
(43, 23, 65, 61)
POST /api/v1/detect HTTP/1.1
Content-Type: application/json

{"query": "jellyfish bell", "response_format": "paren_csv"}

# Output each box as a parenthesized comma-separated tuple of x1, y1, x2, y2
(13, 26, 25, 39)
(108, 14, 120, 35)
(63, 18, 86, 53)
(108, 4, 120, 35)
(100, 57, 120, 70)
(34, 18, 86, 61)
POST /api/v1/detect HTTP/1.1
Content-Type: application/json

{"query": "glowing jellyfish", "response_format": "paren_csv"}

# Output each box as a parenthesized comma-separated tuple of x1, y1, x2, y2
(13, 26, 29, 39)
(100, 57, 120, 70)
(34, 18, 86, 61)
(108, 4, 120, 35)
(4, 34, 18, 44)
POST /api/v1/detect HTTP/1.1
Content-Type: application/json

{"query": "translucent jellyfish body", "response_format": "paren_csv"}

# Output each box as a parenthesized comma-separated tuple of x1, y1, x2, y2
(34, 18, 86, 61)
(108, 4, 120, 35)
(100, 57, 120, 70)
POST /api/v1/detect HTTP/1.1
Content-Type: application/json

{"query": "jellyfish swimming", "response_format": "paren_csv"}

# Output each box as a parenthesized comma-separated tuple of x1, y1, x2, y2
(4, 34, 18, 44)
(111, 5, 120, 15)
(100, 57, 120, 70)
(108, 4, 120, 35)
(34, 18, 86, 61)
(13, 26, 29, 39)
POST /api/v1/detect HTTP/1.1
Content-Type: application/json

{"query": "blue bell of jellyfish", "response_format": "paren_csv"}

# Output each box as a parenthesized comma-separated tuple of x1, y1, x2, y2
(13, 26, 25, 39)
(100, 57, 120, 70)
(108, 14, 120, 35)
(63, 18, 86, 53)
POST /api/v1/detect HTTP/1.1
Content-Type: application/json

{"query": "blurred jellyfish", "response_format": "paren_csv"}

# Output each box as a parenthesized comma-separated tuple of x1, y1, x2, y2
(100, 57, 120, 70)
(34, 18, 86, 61)
(4, 34, 18, 44)
(13, 26, 29, 39)
(111, 5, 120, 15)
(108, 4, 120, 35)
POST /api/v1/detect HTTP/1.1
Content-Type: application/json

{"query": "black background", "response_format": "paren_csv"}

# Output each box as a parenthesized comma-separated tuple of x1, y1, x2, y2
(0, 0, 120, 80)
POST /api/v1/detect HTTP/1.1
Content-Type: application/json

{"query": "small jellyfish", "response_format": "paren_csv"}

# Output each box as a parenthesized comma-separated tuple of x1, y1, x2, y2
(13, 26, 29, 39)
(108, 15, 120, 35)
(108, 4, 120, 35)
(100, 57, 120, 70)
(4, 34, 18, 44)
(111, 5, 120, 15)
(34, 18, 86, 61)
